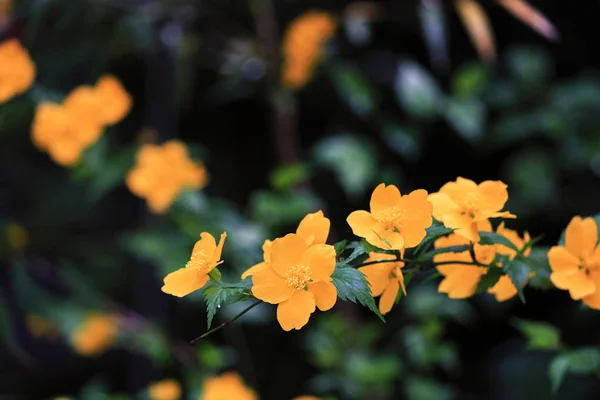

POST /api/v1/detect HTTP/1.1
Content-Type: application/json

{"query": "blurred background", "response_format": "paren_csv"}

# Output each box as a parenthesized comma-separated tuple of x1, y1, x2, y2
(2, 0, 600, 399)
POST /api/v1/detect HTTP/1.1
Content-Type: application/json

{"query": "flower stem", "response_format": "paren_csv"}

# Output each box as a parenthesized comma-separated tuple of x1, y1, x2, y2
(190, 300, 262, 344)
(355, 258, 490, 269)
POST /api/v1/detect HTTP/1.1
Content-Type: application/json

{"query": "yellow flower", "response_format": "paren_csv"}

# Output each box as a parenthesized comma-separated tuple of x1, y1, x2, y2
(359, 252, 406, 314)
(428, 177, 515, 242)
(200, 372, 257, 400)
(241, 210, 330, 279)
(282, 11, 337, 90)
(126, 140, 208, 214)
(347, 183, 433, 250)
(0, 38, 35, 103)
(251, 233, 337, 331)
(95, 75, 132, 125)
(548, 216, 600, 309)
(62, 85, 104, 147)
(162, 232, 226, 297)
(148, 379, 182, 400)
(70, 313, 118, 356)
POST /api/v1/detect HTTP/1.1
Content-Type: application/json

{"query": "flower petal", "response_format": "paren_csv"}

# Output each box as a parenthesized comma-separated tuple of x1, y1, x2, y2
(437, 265, 484, 299)
(427, 192, 461, 221)
(439, 177, 477, 205)
(347, 210, 378, 238)
(241, 262, 269, 279)
(277, 290, 316, 331)
(296, 210, 330, 245)
(370, 183, 402, 219)
(271, 234, 308, 277)
(210, 232, 227, 266)
(191, 232, 217, 262)
(262, 239, 273, 263)
(565, 216, 598, 259)
(582, 270, 600, 310)
(488, 275, 518, 302)
(379, 279, 400, 314)
(476, 180, 509, 214)
(358, 263, 393, 296)
(398, 189, 433, 248)
(251, 267, 295, 304)
(161, 268, 208, 297)
(443, 213, 479, 242)
(308, 281, 337, 311)
(301, 244, 336, 281)
(547, 246, 580, 272)
(551, 269, 595, 300)
(366, 228, 404, 250)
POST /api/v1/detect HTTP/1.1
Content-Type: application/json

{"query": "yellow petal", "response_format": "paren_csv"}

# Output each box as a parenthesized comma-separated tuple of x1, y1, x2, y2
(347, 210, 378, 238)
(366, 228, 405, 250)
(379, 279, 400, 314)
(161, 268, 208, 297)
(296, 210, 330, 245)
(397, 189, 433, 248)
(191, 232, 217, 264)
(308, 281, 337, 311)
(262, 239, 273, 263)
(95, 75, 132, 125)
(369, 183, 402, 219)
(427, 193, 461, 221)
(271, 234, 308, 277)
(241, 262, 269, 279)
(551, 269, 595, 300)
(443, 213, 479, 242)
(300, 244, 336, 281)
(455, 0, 496, 63)
(547, 246, 580, 272)
(439, 177, 478, 205)
(251, 267, 295, 304)
(476, 180, 509, 214)
(358, 263, 394, 296)
(277, 290, 316, 331)
(488, 275, 518, 302)
(437, 265, 484, 298)
(582, 271, 600, 310)
(565, 216, 598, 259)
(209, 232, 227, 266)
(497, 0, 558, 40)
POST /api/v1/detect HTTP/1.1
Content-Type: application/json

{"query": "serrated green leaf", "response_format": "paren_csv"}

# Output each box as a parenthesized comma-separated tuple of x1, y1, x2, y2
(503, 257, 532, 303)
(334, 240, 348, 257)
(549, 348, 600, 393)
(418, 245, 470, 260)
(332, 265, 384, 322)
(202, 281, 253, 329)
(474, 267, 503, 294)
(341, 239, 379, 266)
(413, 220, 454, 256)
(526, 247, 554, 290)
(478, 231, 520, 252)
(512, 318, 560, 350)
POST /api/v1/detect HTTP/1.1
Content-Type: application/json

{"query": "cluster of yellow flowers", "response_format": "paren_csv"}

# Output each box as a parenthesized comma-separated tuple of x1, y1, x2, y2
(126, 140, 209, 214)
(281, 11, 337, 90)
(0, 39, 35, 103)
(32, 75, 132, 166)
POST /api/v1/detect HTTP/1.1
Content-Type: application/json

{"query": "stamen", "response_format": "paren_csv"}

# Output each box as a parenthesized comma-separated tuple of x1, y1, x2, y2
(284, 264, 312, 290)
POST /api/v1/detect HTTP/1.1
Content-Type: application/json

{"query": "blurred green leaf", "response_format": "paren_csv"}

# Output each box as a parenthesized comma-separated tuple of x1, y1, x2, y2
(475, 267, 504, 294)
(202, 281, 253, 329)
(419, 0, 448, 71)
(394, 60, 442, 119)
(452, 62, 490, 98)
(405, 376, 453, 400)
(120, 231, 191, 277)
(380, 122, 421, 162)
(549, 348, 600, 393)
(208, 268, 222, 283)
(442, 98, 485, 143)
(526, 247, 554, 290)
(250, 190, 322, 226)
(506, 46, 552, 92)
(503, 257, 533, 302)
(332, 264, 384, 322)
(512, 318, 561, 350)
(329, 63, 377, 117)
(334, 240, 348, 257)
(479, 231, 520, 252)
(313, 133, 378, 199)
(269, 163, 309, 191)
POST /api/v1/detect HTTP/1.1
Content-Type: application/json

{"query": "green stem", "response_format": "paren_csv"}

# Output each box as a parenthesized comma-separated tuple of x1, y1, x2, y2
(190, 300, 262, 344)
(355, 258, 490, 269)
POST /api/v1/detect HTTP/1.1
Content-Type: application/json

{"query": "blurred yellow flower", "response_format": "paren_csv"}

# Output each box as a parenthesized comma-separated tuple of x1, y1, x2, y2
(359, 251, 406, 314)
(252, 233, 337, 331)
(241, 210, 330, 279)
(428, 177, 515, 242)
(549, 216, 600, 309)
(0, 38, 35, 103)
(282, 11, 337, 90)
(70, 313, 118, 356)
(200, 372, 257, 400)
(148, 379, 182, 400)
(347, 183, 433, 250)
(162, 232, 226, 297)
(95, 75, 132, 125)
(126, 140, 208, 214)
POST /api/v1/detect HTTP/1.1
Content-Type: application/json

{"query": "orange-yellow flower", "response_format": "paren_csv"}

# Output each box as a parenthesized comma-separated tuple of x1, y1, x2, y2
(347, 183, 433, 250)
(95, 75, 132, 125)
(162, 232, 226, 297)
(62, 85, 104, 147)
(359, 252, 406, 314)
(148, 379, 182, 400)
(0, 38, 35, 103)
(251, 233, 337, 331)
(428, 177, 515, 242)
(241, 210, 330, 279)
(70, 313, 118, 356)
(282, 11, 337, 90)
(548, 216, 600, 309)
(435, 220, 531, 300)
(201, 372, 257, 400)
(126, 140, 208, 213)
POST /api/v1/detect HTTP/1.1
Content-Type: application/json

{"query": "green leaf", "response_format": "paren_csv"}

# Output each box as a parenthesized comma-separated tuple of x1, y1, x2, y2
(332, 265, 384, 322)
(329, 63, 377, 117)
(442, 98, 485, 143)
(526, 247, 554, 290)
(334, 240, 348, 257)
(452, 62, 490, 98)
(503, 257, 533, 302)
(394, 60, 442, 119)
(0, 293, 31, 364)
(549, 348, 600, 393)
(512, 318, 561, 350)
(474, 267, 503, 294)
(478, 231, 520, 252)
(418, 245, 470, 260)
(269, 163, 309, 191)
(413, 220, 454, 256)
(506, 45, 552, 92)
(342, 239, 381, 266)
(202, 281, 253, 329)
(380, 122, 421, 162)
(208, 268, 222, 283)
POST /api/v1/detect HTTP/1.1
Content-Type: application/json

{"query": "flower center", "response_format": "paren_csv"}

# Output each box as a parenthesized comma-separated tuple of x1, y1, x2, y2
(284, 263, 312, 290)
(461, 192, 479, 218)
(185, 250, 209, 272)
(379, 207, 407, 230)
